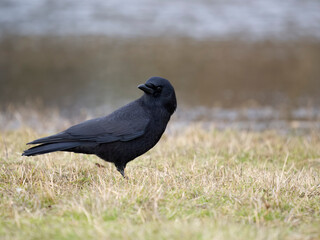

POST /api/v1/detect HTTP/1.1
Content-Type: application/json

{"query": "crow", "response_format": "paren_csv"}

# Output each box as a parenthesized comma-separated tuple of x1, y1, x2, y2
(22, 77, 177, 178)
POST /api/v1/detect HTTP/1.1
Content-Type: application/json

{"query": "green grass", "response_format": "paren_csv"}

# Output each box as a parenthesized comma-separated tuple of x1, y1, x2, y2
(1, 126, 320, 239)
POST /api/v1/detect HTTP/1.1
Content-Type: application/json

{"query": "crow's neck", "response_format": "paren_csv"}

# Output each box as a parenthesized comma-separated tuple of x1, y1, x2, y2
(139, 96, 172, 121)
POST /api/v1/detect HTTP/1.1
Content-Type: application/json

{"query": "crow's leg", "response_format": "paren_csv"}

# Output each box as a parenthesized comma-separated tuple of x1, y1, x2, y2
(116, 166, 127, 179)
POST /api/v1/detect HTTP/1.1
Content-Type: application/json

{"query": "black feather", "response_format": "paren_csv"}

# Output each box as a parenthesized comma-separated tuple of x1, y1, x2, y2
(22, 77, 177, 178)
(22, 142, 81, 156)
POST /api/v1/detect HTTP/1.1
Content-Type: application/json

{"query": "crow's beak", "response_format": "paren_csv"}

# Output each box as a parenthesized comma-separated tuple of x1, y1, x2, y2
(138, 84, 154, 94)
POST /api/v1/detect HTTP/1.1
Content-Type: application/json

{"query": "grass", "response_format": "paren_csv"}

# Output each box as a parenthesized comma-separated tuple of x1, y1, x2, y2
(1, 125, 320, 239)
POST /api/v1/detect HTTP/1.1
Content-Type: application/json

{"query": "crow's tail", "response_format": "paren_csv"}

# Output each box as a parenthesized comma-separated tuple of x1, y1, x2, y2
(22, 142, 80, 156)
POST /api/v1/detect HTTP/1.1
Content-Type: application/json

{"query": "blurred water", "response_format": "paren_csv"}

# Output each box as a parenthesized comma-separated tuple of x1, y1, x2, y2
(1, 0, 320, 40)
(1, 1, 320, 132)
(1, 37, 320, 110)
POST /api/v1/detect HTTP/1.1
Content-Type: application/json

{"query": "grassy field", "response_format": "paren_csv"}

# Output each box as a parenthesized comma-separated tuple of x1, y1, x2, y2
(1, 125, 320, 240)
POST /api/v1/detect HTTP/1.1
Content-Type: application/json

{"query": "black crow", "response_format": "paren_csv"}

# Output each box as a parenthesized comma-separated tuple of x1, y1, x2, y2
(22, 77, 177, 177)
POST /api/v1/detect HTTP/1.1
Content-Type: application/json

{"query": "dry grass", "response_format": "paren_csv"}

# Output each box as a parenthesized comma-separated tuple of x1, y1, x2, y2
(1, 125, 320, 239)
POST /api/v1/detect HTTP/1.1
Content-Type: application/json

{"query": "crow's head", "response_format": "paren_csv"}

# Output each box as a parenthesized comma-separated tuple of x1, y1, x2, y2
(138, 77, 177, 114)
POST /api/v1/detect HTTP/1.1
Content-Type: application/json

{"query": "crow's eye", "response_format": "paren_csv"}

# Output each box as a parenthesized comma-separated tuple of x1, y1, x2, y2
(153, 86, 162, 97)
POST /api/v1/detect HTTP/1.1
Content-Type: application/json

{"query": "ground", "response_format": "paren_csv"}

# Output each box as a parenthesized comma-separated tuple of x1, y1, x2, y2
(0, 125, 320, 240)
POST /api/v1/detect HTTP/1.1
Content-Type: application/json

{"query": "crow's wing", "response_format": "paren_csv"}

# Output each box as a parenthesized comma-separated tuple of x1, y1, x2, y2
(67, 112, 149, 143)
(28, 101, 150, 145)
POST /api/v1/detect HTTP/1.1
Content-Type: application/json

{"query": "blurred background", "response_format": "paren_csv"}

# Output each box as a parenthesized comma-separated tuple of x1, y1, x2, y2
(1, 0, 320, 133)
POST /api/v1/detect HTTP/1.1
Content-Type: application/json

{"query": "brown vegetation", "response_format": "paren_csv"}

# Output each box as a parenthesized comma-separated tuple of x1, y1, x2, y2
(1, 36, 320, 108)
